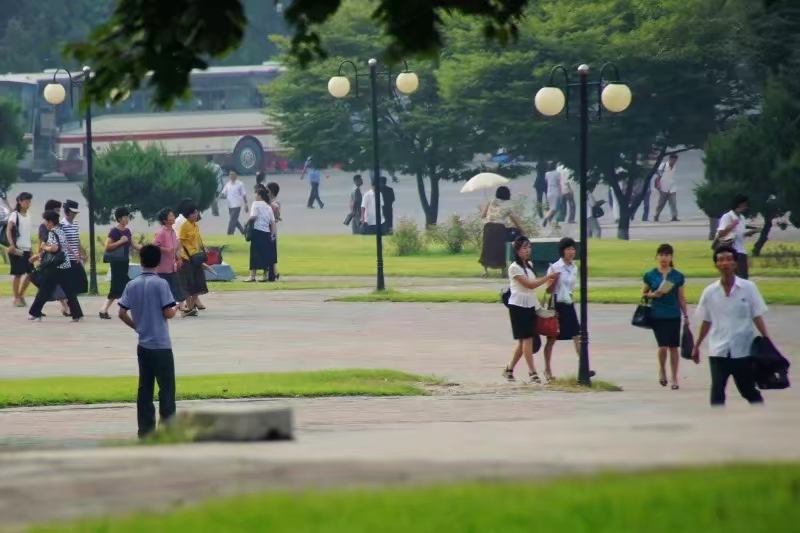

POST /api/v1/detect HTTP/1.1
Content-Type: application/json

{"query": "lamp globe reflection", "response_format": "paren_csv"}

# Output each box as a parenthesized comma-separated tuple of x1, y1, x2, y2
(395, 72, 419, 94)
(328, 76, 351, 98)
(534, 86, 566, 116)
(43, 83, 67, 105)
(601, 83, 632, 113)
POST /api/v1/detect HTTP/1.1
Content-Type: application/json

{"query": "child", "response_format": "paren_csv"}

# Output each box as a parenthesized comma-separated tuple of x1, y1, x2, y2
(118, 244, 178, 438)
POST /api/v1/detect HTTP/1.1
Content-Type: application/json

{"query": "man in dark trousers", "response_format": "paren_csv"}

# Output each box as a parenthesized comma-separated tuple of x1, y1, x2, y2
(118, 244, 179, 438)
(692, 244, 770, 406)
(349, 174, 363, 234)
(380, 176, 395, 232)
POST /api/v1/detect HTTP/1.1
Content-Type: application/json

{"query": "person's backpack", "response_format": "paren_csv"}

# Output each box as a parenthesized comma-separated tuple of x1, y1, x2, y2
(0, 212, 18, 248)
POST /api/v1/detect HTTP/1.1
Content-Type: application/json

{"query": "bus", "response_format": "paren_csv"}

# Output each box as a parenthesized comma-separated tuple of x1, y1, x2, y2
(0, 63, 286, 182)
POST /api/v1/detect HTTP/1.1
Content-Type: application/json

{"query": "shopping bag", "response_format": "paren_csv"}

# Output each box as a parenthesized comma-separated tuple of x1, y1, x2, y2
(631, 298, 652, 329)
(680, 323, 695, 361)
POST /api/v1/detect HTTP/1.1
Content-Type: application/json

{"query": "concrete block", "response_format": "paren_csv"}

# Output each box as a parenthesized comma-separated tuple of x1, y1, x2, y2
(166, 406, 293, 442)
(104, 263, 237, 282)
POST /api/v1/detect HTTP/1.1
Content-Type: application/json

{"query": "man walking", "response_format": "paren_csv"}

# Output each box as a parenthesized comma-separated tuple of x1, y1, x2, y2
(218, 170, 248, 235)
(206, 156, 225, 216)
(653, 153, 679, 222)
(301, 156, 325, 209)
(692, 245, 770, 406)
(118, 244, 178, 438)
(349, 174, 363, 234)
(380, 176, 395, 232)
(360, 179, 385, 235)
(557, 164, 575, 223)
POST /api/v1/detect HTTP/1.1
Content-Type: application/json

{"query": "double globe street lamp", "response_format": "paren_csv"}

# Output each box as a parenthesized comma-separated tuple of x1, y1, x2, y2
(328, 59, 419, 291)
(534, 63, 632, 386)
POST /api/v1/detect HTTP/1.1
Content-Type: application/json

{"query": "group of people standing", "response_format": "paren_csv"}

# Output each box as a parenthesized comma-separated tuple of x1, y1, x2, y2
(347, 174, 395, 235)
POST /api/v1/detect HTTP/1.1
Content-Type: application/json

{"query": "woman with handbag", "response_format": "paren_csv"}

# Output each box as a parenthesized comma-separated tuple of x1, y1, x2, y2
(479, 186, 523, 278)
(99, 207, 139, 319)
(244, 186, 277, 282)
(178, 203, 210, 316)
(541, 237, 584, 383)
(502, 236, 560, 383)
(642, 243, 689, 389)
(27, 211, 83, 321)
(34, 200, 70, 316)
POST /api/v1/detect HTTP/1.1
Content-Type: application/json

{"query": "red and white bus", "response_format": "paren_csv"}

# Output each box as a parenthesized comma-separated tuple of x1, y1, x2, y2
(0, 63, 287, 182)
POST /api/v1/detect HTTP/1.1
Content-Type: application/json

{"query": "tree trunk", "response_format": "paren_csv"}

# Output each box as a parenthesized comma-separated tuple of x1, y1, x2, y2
(415, 171, 437, 226)
(616, 203, 632, 240)
(427, 172, 440, 226)
(752, 219, 773, 257)
(708, 217, 719, 241)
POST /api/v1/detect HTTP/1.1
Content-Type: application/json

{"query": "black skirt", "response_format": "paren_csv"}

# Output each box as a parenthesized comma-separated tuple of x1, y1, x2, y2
(508, 304, 536, 340)
(651, 317, 681, 348)
(554, 300, 581, 340)
(108, 261, 130, 299)
(480, 222, 507, 269)
(271, 235, 278, 264)
(249, 229, 275, 270)
(70, 261, 89, 295)
(179, 261, 208, 297)
(158, 272, 184, 302)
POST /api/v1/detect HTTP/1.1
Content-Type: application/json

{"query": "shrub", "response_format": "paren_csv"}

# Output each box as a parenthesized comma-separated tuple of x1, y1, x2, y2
(0, 149, 17, 196)
(442, 214, 468, 254)
(83, 143, 217, 224)
(389, 216, 425, 256)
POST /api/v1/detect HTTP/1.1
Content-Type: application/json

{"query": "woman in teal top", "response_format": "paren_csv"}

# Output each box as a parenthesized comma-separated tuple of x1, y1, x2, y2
(642, 243, 689, 390)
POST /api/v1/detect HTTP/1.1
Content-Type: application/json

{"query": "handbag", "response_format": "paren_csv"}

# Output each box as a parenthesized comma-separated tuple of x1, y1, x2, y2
(680, 322, 695, 360)
(343, 213, 354, 226)
(500, 287, 511, 308)
(183, 240, 208, 266)
(29, 267, 46, 288)
(103, 246, 128, 264)
(244, 220, 254, 242)
(535, 292, 560, 338)
(631, 298, 653, 329)
(39, 231, 66, 270)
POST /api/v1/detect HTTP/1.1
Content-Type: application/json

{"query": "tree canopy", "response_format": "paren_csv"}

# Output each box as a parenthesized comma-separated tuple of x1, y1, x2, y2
(0, 98, 26, 194)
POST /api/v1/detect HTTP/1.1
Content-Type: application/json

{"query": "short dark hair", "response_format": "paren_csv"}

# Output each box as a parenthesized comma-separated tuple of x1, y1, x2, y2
(255, 185, 269, 200)
(114, 206, 130, 221)
(139, 244, 162, 269)
(713, 244, 739, 263)
(182, 203, 199, 218)
(495, 186, 511, 201)
(176, 198, 193, 214)
(41, 210, 59, 225)
(732, 194, 749, 210)
(656, 243, 674, 256)
(267, 181, 280, 197)
(558, 237, 577, 257)
(44, 199, 62, 211)
(157, 208, 173, 224)
(380, 176, 388, 185)
(353, 174, 362, 185)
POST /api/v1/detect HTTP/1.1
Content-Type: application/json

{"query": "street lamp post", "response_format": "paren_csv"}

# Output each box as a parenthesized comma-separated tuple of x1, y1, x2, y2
(43, 66, 100, 295)
(534, 63, 632, 386)
(328, 59, 419, 292)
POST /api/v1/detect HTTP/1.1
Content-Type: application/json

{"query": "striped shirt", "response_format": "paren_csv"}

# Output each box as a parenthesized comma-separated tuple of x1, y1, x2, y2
(60, 218, 81, 261)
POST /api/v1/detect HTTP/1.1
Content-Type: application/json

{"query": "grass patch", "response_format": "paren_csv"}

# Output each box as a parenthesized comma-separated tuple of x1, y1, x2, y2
(28, 463, 800, 533)
(27, 234, 799, 279)
(0, 370, 443, 409)
(548, 375, 623, 392)
(328, 280, 800, 305)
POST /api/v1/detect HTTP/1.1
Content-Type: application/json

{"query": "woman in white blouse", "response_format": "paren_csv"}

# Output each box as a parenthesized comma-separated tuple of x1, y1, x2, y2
(502, 236, 560, 383)
(245, 186, 277, 282)
(542, 237, 584, 382)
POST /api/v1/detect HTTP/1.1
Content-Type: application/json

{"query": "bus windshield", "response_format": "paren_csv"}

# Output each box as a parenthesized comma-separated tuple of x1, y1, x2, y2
(0, 80, 36, 134)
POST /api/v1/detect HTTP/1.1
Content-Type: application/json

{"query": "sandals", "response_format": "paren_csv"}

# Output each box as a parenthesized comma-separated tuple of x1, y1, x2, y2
(659, 377, 668, 387)
(98, 312, 111, 320)
(529, 371, 542, 385)
(502, 366, 515, 382)
(671, 384, 680, 390)
(544, 371, 555, 383)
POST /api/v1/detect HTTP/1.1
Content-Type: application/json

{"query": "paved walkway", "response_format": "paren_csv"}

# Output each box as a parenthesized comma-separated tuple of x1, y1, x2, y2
(1, 292, 798, 527)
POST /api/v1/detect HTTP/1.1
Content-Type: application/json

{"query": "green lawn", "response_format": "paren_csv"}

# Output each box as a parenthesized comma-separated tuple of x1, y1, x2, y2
(328, 279, 800, 305)
(27, 234, 798, 279)
(0, 370, 442, 409)
(28, 463, 800, 533)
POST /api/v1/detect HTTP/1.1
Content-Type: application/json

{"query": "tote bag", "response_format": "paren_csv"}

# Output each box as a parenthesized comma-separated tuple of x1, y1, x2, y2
(631, 298, 653, 329)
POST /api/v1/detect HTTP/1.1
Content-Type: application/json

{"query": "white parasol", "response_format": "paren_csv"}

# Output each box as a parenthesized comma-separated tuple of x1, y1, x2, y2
(460, 172, 510, 193)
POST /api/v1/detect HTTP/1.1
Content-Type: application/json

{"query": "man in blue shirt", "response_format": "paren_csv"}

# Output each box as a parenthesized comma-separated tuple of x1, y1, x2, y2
(118, 244, 179, 438)
(301, 156, 326, 209)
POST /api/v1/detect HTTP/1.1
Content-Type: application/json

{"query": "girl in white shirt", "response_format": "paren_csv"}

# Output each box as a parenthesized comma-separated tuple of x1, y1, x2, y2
(503, 236, 559, 383)
(245, 186, 277, 282)
(7, 192, 34, 307)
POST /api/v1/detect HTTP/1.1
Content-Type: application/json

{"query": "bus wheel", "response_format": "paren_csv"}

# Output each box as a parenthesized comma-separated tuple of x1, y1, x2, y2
(233, 138, 263, 176)
(19, 170, 42, 183)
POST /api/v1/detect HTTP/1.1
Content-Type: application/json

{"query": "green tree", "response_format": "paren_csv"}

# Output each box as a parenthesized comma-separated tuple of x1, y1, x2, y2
(438, 0, 744, 239)
(85, 143, 217, 224)
(263, 0, 486, 225)
(0, 98, 26, 194)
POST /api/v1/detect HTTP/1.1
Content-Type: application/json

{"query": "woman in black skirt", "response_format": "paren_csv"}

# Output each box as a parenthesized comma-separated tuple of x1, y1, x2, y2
(99, 207, 139, 319)
(542, 237, 583, 383)
(244, 186, 277, 282)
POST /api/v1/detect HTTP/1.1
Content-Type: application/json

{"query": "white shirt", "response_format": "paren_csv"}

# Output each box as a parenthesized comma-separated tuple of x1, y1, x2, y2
(696, 277, 768, 359)
(545, 170, 562, 197)
(9, 211, 32, 250)
(507, 261, 539, 309)
(361, 189, 385, 226)
(557, 165, 573, 194)
(174, 214, 186, 235)
(249, 200, 275, 232)
(547, 258, 577, 304)
(657, 161, 677, 193)
(221, 180, 247, 209)
(717, 210, 747, 255)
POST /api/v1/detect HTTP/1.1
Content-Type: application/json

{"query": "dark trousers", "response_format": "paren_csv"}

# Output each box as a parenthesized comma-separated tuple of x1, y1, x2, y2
(137, 345, 177, 438)
(227, 207, 245, 235)
(736, 254, 749, 280)
(709, 355, 763, 406)
(29, 267, 83, 318)
(307, 182, 324, 208)
(535, 189, 546, 218)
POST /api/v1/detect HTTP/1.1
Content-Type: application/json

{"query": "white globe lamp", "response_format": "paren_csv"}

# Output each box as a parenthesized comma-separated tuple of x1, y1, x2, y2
(601, 83, 632, 113)
(43, 83, 67, 105)
(395, 71, 419, 94)
(328, 76, 351, 98)
(534, 86, 566, 117)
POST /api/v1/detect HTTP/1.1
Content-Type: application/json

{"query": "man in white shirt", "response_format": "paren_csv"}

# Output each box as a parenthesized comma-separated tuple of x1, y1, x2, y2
(653, 153, 679, 222)
(693, 244, 770, 406)
(218, 171, 248, 235)
(360, 182, 385, 235)
(542, 161, 562, 227)
(556, 164, 575, 223)
(715, 194, 758, 279)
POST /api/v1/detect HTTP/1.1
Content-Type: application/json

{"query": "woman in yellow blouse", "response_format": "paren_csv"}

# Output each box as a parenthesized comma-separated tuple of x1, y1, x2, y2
(177, 203, 210, 316)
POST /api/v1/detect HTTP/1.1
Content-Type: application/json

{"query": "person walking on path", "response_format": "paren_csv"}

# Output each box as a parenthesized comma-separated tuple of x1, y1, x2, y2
(556, 165, 575, 224)
(6, 192, 33, 307)
(380, 176, 395, 232)
(692, 245, 770, 406)
(301, 156, 326, 209)
(36, 200, 69, 316)
(118, 244, 178, 438)
(542, 161, 562, 228)
(152, 208, 184, 304)
(653, 153, 680, 222)
(173, 198, 207, 312)
(715, 194, 758, 279)
(244, 186, 277, 282)
(206, 156, 225, 217)
(61, 200, 88, 295)
(218, 170, 248, 235)
(642, 243, 689, 390)
(99, 207, 140, 320)
(348, 175, 363, 234)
